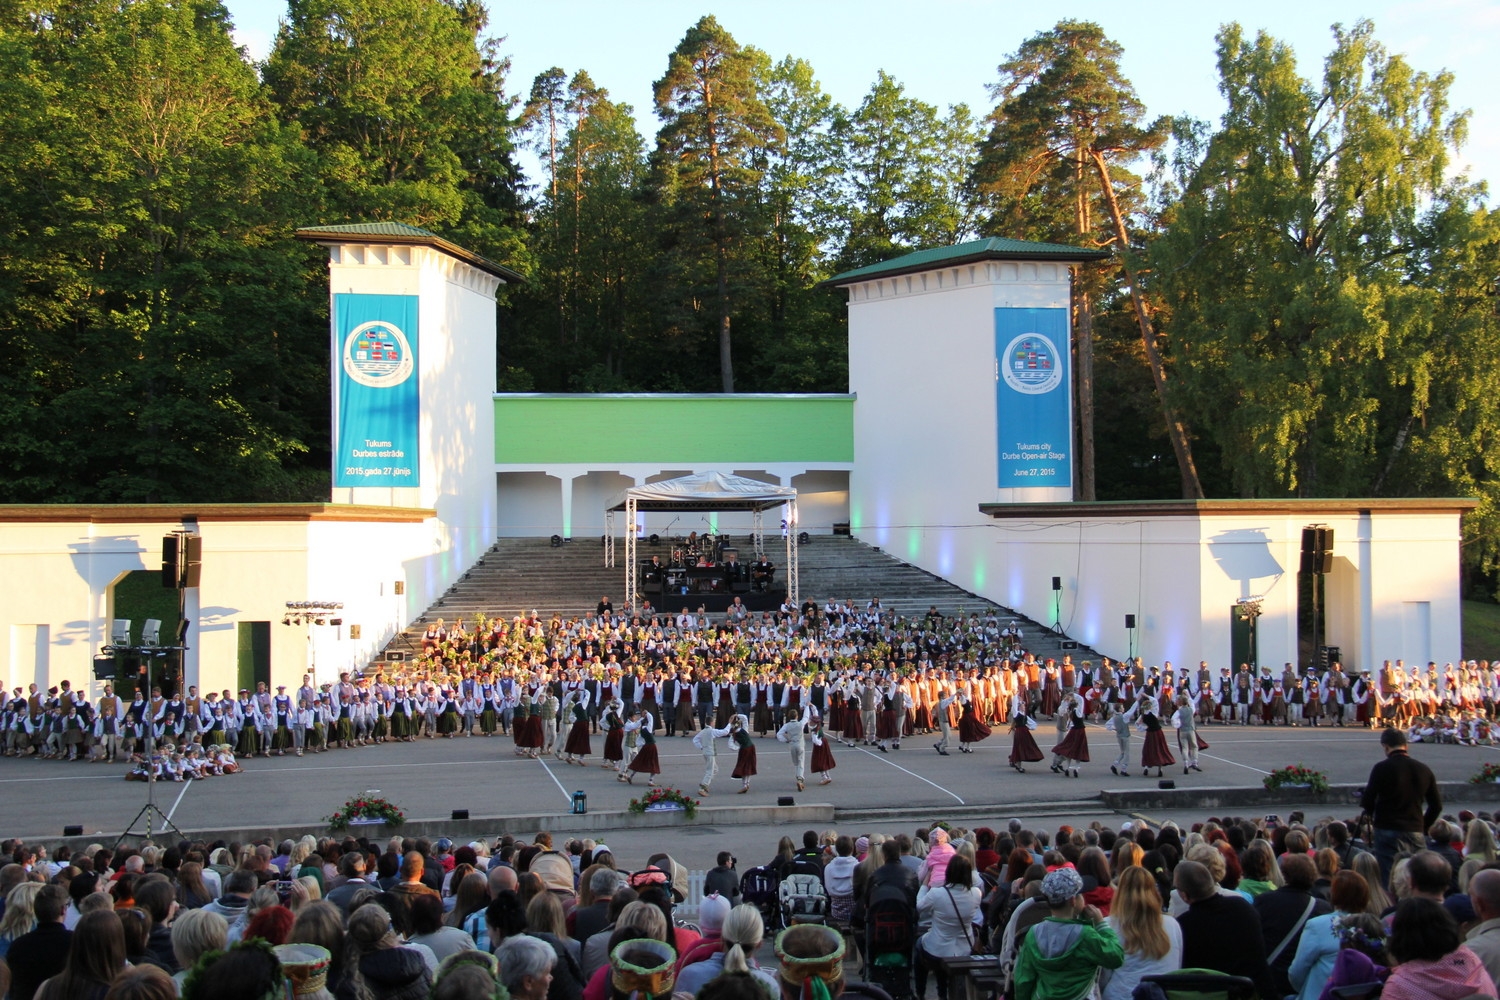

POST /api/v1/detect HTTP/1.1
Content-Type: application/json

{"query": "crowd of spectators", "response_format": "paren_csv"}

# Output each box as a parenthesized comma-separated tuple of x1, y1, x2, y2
(3, 796, 1500, 998)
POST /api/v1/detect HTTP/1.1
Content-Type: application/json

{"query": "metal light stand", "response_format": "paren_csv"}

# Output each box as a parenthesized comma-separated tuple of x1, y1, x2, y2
(115, 650, 184, 851)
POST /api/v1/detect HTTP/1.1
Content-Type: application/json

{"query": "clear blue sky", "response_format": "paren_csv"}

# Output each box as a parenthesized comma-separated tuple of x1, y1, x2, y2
(223, 0, 1498, 198)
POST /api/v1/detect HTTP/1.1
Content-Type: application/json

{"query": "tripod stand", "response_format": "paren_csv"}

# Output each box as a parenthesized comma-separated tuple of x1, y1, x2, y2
(114, 691, 186, 850)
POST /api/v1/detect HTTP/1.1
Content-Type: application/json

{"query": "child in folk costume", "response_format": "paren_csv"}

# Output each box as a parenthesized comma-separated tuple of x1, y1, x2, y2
(1050, 692, 1090, 778)
(1108, 698, 1137, 776)
(955, 691, 991, 754)
(1136, 695, 1176, 778)
(92, 705, 122, 763)
(1008, 694, 1045, 773)
(560, 689, 592, 765)
(932, 687, 956, 756)
(1172, 692, 1206, 774)
(619, 710, 659, 785)
(600, 697, 625, 770)
(808, 714, 836, 785)
(730, 714, 757, 793)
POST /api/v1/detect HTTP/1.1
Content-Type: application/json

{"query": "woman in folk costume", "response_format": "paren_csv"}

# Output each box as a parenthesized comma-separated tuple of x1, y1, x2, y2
(560, 689, 592, 765)
(1008, 693, 1045, 773)
(1136, 694, 1176, 778)
(842, 675, 868, 746)
(808, 714, 836, 785)
(478, 675, 500, 736)
(753, 674, 774, 736)
(1040, 660, 1062, 717)
(600, 697, 626, 770)
(619, 709, 660, 785)
(875, 677, 901, 751)
(512, 694, 538, 757)
(436, 687, 461, 737)
(730, 714, 757, 793)
(955, 691, 991, 754)
(716, 674, 736, 728)
(1050, 692, 1090, 778)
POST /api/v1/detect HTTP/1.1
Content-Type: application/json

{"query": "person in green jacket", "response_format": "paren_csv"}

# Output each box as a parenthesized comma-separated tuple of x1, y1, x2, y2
(1013, 867, 1126, 1000)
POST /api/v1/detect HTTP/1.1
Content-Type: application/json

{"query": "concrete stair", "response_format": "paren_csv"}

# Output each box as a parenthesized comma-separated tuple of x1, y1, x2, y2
(392, 536, 1097, 664)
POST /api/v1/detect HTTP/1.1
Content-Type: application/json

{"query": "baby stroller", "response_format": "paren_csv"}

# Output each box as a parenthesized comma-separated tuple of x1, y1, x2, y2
(739, 866, 781, 929)
(779, 872, 829, 928)
(861, 896, 916, 1000)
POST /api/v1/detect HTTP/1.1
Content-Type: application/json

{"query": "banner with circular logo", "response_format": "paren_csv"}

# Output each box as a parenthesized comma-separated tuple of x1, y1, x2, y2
(995, 308, 1072, 489)
(334, 294, 420, 488)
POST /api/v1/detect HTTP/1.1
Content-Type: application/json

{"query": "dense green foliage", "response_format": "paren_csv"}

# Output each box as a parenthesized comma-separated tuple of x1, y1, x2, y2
(0, 3, 1495, 574)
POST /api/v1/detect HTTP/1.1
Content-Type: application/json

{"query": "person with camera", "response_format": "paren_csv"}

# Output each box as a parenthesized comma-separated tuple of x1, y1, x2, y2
(703, 852, 740, 906)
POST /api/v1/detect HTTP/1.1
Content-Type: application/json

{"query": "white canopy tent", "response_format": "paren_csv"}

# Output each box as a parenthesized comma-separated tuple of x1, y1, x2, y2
(605, 472, 799, 607)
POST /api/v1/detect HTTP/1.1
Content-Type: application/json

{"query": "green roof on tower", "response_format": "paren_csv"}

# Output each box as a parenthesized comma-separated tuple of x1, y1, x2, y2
(824, 236, 1109, 286)
(295, 222, 524, 282)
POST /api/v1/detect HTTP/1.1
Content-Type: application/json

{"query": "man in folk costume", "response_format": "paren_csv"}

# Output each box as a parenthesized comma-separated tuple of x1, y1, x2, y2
(1108, 697, 1137, 776)
(777, 706, 813, 792)
(932, 685, 956, 756)
(1172, 692, 1205, 774)
(694, 714, 734, 796)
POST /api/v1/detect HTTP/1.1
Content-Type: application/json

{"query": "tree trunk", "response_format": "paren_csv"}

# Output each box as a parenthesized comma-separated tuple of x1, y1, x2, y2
(1091, 152, 1204, 499)
(717, 250, 734, 393)
(1074, 280, 1096, 501)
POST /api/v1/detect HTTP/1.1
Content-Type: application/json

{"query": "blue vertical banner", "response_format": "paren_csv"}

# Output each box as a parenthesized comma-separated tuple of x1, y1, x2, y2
(334, 293, 420, 488)
(995, 307, 1072, 489)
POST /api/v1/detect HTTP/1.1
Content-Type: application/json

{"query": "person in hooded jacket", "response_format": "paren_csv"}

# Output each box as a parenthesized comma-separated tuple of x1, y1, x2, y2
(1012, 867, 1124, 1000)
(335, 902, 432, 1000)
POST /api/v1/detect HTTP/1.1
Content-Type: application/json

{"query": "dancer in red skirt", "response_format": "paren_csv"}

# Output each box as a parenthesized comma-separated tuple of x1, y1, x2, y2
(1008, 695, 1045, 773)
(956, 693, 991, 754)
(840, 679, 864, 746)
(875, 680, 900, 752)
(513, 698, 541, 758)
(560, 690, 592, 765)
(730, 715, 756, 794)
(809, 718, 836, 785)
(1138, 695, 1176, 778)
(1050, 693, 1089, 778)
(618, 710, 659, 785)
(600, 698, 625, 771)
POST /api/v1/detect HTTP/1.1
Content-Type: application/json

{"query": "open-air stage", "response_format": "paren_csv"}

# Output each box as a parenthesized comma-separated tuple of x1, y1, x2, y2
(8, 722, 1500, 870)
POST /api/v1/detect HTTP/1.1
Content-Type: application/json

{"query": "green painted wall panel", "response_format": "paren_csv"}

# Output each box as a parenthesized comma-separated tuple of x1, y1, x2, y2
(494, 395, 854, 464)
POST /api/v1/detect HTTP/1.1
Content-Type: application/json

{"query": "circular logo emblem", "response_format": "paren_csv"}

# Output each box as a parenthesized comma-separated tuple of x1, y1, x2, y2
(343, 320, 414, 388)
(1001, 333, 1063, 395)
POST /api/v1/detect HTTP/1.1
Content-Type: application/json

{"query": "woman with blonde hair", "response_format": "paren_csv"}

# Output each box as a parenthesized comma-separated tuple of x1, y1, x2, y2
(1101, 866, 1182, 1000)
(0, 882, 43, 958)
(1467, 821, 1500, 865)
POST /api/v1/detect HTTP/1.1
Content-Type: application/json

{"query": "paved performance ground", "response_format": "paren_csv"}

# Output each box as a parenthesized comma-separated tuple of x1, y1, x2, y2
(7, 722, 1498, 870)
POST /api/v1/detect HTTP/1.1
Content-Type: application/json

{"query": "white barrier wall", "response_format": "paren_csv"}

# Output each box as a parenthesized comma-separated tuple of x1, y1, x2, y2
(976, 501, 1469, 671)
(0, 505, 436, 698)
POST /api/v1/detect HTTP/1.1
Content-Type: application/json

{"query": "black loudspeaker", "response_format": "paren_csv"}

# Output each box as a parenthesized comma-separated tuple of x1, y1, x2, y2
(551, 534, 562, 548)
(182, 535, 202, 588)
(1060, 640, 1079, 650)
(1051, 576, 1062, 591)
(1125, 614, 1137, 629)
(451, 809, 469, 821)
(649, 534, 660, 546)
(385, 651, 406, 662)
(777, 796, 795, 806)
(798, 531, 810, 545)
(1158, 779, 1176, 790)
(1300, 526, 1334, 574)
(63, 825, 83, 837)
(162, 535, 180, 588)
(93, 655, 117, 680)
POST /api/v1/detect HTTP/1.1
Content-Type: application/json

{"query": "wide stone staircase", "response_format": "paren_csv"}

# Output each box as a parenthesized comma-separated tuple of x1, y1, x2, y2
(391, 536, 1095, 663)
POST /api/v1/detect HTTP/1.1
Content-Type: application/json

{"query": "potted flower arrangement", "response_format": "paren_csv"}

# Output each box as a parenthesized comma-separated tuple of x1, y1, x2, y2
(326, 791, 406, 831)
(627, 786, 698, 820)
(1263, 763, 1329, 793)
(1469, 762, 1500, 784)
